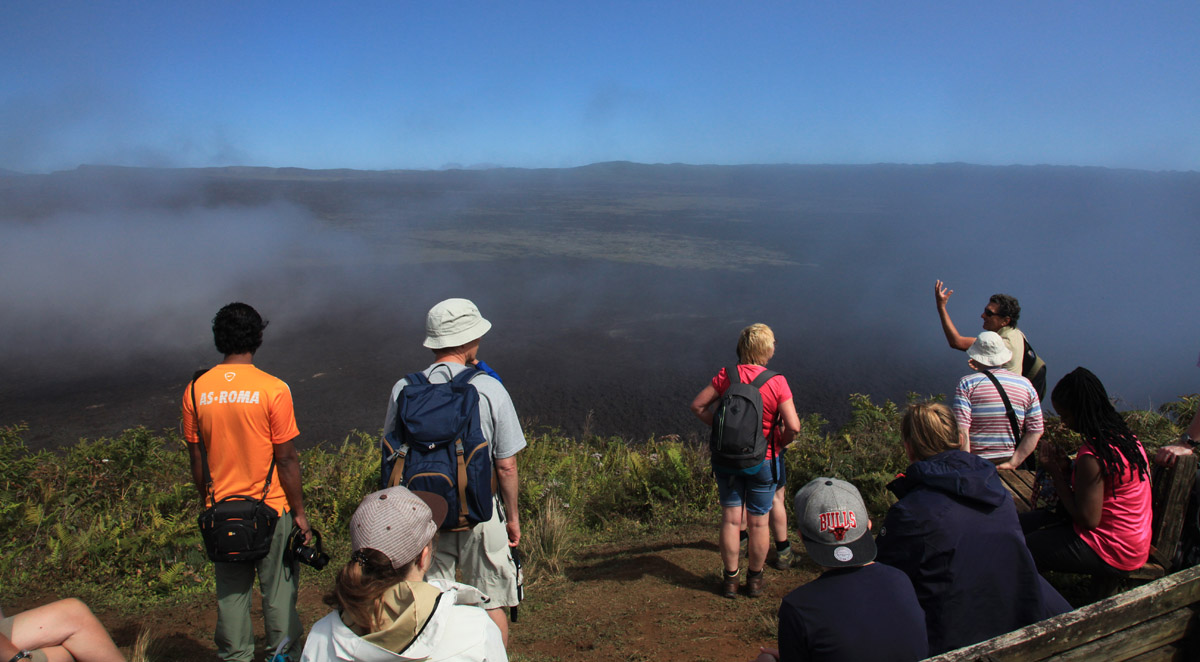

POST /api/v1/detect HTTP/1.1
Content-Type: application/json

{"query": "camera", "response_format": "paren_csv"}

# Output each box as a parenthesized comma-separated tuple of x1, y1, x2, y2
(287, 526, 330, 570)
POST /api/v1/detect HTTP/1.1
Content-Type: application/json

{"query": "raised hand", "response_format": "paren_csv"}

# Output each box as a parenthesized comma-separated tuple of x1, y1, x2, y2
(935, 279, 954, 307)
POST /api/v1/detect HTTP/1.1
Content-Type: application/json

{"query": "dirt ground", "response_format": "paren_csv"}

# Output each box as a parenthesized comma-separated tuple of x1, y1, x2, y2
(66, 523, 816, 661)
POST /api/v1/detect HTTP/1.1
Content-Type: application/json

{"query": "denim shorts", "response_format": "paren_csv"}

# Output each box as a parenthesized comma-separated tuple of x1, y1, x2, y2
(715, 454, 785, 515)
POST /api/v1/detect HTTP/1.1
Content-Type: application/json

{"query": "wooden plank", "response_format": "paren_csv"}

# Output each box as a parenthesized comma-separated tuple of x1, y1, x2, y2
(1149, 453, 1198, 567)
(929, 564, 1200, 661)
(1129, 562, 1167, 582)
(1125, 644, 1186, 662)
(999, 468, 1036, 512)
(1048, 607, 1195, 661)
(1013, 468, 1036, 491)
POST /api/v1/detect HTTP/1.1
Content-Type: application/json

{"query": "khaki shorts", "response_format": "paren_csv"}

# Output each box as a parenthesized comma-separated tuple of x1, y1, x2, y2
(427, 498, 519, 608)
(1, 615, 51, 662)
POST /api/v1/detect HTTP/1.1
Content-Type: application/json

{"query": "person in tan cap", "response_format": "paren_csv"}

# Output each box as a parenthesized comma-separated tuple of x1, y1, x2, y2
(381, 298, 526, 645)
(301, 486, 507, 661)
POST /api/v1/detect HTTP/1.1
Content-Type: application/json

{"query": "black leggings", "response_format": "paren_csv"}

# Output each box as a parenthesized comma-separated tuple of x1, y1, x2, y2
(1020, 509, 1128, 577)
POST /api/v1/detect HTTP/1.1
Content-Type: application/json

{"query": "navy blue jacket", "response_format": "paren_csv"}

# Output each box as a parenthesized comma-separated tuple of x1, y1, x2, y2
(875, 450, 1071, 655)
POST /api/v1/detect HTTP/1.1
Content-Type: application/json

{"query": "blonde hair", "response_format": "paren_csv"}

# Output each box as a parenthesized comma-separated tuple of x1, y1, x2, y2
(900, 402, 961, 460)
(736, 323, 775, 365)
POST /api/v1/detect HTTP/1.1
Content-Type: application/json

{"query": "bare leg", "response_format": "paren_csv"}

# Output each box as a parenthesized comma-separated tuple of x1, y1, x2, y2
(720, 505, 744, 572)
(486, 607, 509, 648)
(746, 512, 770, 572)
(769, 486, 788, 543)
(9, 599, 125, 662)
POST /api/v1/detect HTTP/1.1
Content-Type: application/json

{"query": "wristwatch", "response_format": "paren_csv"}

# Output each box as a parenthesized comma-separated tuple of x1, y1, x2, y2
(8, 651, 32, 662)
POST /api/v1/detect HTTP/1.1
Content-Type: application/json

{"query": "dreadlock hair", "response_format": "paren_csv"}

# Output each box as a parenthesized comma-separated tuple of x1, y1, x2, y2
(1051, 367, 1148, 481)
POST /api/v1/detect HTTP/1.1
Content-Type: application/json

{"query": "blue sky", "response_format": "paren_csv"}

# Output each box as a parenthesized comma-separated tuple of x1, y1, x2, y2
(2, 1, 1198, 172)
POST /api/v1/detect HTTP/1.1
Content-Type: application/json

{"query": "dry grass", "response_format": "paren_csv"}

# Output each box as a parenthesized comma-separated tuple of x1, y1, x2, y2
(524, 495, 577, 577)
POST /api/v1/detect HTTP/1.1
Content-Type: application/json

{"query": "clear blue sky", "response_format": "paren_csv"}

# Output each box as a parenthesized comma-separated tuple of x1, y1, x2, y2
(2, 1, 1197, 172)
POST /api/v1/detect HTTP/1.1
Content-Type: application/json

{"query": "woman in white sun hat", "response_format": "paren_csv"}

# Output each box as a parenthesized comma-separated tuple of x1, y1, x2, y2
(301, 487, 507, 662)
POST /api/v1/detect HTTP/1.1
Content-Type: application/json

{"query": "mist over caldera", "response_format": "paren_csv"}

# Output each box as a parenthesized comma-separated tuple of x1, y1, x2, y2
(1, 162, 1196, 449)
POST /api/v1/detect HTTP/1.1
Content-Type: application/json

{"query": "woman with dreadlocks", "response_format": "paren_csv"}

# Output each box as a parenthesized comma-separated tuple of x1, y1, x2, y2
(1022, 367, 1152, 575)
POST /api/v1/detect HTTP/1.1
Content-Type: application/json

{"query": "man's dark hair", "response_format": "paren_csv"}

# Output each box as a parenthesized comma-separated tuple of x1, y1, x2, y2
(988, 293, 1021, 327)
(212, 302, 268, 356)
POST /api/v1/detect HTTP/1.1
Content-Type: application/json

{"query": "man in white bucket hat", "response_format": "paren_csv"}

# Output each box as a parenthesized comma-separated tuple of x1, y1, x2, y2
(952, 330, 1044, 469)
(381, 298, 526, 646)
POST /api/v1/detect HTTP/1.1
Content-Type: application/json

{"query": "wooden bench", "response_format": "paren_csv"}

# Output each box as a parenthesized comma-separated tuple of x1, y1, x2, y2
(928, 563, 1200, 661)
(999, 453, 1198, 586)
(998, 467, 1038, 513)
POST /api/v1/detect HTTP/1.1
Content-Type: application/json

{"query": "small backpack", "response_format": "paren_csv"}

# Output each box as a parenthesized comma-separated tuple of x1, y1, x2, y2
(1021, 335, 1047, 401)
(710, 365, 778, 475)
(382, 366, 494, 531)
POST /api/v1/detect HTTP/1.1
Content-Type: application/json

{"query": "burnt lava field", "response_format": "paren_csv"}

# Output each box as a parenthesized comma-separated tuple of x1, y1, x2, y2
(1, 162, 1197, 449)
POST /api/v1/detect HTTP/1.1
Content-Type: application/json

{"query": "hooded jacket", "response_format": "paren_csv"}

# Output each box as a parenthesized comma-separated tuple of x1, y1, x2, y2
(300, 580, 507, 662)
(875, 450, 1070, 655)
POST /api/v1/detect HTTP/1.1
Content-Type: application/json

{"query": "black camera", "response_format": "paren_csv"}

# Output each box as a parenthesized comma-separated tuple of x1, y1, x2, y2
(287, 526, 330, 570)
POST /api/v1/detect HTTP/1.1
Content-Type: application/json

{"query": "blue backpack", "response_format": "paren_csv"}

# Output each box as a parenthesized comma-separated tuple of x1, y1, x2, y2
(382, 366, 494, 531)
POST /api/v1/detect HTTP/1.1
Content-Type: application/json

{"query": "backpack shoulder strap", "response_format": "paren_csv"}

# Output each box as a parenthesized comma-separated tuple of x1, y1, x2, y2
(726, 365, 742, 386)
(451, 365, 484, 386)
(980, 369, 1022, 441)
(405, 370, 430, 386)
(749, 369, 778, 389)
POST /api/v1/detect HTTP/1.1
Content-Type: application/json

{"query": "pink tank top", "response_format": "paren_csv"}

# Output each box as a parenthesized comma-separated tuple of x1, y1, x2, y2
(1073, 439, 1152, 571)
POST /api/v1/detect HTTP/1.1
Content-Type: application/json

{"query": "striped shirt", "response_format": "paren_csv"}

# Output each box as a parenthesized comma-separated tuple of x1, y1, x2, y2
(952, 368, 1044, 460)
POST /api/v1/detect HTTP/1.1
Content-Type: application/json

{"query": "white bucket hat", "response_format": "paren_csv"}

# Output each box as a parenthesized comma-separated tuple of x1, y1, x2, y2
(967, 331, 1013, 368)
(423, 298, 492, 349)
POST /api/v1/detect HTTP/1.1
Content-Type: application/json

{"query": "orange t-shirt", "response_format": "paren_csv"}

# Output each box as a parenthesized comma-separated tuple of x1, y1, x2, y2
(182, 363, 299, 516)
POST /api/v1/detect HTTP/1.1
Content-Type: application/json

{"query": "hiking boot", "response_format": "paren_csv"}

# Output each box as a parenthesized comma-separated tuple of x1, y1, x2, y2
(746, 573, 765, 598)
(721, 575, 739, 599)
(771, 545, 795, 571)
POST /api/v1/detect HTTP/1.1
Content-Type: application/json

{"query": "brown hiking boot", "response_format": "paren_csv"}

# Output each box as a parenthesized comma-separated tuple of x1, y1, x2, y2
(746, 572, 765, 597)
(771, 545, 795, 571)
(721, 575, 739, 599)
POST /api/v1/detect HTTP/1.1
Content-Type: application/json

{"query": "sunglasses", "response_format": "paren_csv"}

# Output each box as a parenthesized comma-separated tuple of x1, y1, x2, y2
(982, 309, 1005, 318)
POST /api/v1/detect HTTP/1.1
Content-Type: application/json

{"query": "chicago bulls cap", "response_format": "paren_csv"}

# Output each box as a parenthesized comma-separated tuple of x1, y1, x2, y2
(794, 477, 876, 568)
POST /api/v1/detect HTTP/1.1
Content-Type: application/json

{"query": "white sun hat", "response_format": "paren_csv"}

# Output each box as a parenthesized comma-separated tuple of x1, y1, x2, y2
(966, 331, 1013, 368)
(423, 298, 492, 349)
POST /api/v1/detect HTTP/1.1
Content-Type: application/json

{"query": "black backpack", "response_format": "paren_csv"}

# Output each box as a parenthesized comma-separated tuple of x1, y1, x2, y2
(710, 365, 777, 475)
(1021, 336, 1047, 401)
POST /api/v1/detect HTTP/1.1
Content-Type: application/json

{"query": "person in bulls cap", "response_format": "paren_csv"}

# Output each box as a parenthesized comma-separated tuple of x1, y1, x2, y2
(749, 478, 927, 662)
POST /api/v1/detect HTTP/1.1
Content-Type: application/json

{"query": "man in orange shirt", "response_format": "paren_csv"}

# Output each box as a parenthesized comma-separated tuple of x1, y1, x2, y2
(183, 303, 311, 662)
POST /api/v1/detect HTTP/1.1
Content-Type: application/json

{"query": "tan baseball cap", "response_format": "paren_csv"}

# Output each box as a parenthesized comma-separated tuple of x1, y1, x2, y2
(350, 487, 448, 568)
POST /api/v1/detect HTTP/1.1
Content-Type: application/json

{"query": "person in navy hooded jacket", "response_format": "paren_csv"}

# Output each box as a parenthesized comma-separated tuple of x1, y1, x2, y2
(875, 402, 1070, 655)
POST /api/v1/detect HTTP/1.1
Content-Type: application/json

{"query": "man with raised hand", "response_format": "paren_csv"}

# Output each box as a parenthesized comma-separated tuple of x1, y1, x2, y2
(183, 302, 310, 662)
(383, 298, 526, 646)
(934, 280, 1046, 398)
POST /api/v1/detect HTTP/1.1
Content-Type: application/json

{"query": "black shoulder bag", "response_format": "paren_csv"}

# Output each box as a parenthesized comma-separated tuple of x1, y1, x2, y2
(191, 372, 280, 563)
